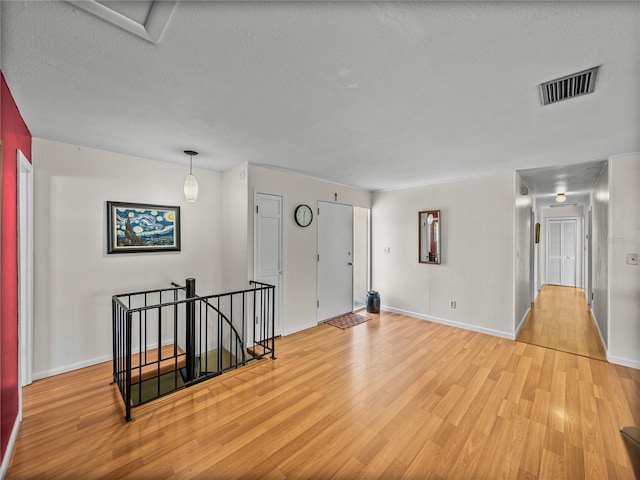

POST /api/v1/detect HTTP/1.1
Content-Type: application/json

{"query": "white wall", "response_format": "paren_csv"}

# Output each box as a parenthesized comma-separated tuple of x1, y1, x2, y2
(222, 163, 249, 291)
(590, 163, 609, 348)
(248, 164, 371, 335)
(514, 173, 533, 334)
(608, 153, 640, 369)
(372, 173, 516, 338)
(32, 139, 222, 378)
(532, 197, 541, 297)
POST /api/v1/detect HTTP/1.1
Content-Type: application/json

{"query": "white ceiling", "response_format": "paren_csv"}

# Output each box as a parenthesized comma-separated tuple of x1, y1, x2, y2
(1, 1, 638, 192)
(518, 159, 606, 208)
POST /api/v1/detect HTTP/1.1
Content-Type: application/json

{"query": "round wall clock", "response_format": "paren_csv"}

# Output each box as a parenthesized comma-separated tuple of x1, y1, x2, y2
(294, 204, 313, 227)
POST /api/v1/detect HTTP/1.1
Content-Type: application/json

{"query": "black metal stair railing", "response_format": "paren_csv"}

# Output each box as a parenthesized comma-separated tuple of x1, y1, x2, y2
(112, 278, 275, 421)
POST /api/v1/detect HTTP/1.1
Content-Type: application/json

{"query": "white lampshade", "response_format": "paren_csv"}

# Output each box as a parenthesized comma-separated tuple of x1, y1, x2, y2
(427, 213, 434, 225)
(556, 193, 566, 203)
(184, 174, 199, 202)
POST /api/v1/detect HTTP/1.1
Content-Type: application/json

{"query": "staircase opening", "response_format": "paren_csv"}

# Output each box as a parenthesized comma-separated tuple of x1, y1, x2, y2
(112, 278, 276, 420)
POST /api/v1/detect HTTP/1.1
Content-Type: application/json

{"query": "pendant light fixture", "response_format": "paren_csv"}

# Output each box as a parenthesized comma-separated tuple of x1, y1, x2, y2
(183, 150, 199, 202)
(556, 192, 567, 203)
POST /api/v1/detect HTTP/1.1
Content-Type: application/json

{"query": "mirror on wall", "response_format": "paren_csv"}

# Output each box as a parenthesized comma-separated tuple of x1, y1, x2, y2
(419, 210, 440, 264)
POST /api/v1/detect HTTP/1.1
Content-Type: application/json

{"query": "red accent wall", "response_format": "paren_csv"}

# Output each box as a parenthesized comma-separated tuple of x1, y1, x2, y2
(1, 72, 32, 462)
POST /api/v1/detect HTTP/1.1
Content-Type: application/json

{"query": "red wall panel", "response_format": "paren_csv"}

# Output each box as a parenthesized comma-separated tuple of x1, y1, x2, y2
(1, 72, 32, 461)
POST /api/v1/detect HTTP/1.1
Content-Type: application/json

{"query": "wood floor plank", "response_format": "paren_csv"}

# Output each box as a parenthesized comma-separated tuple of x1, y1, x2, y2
(518, 285, 607, 360)
(7, 308, 637, 479)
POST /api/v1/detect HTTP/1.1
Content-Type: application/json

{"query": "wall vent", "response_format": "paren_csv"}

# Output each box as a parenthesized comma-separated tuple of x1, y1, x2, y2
(539, 66, 599, 106)
(549, 203, 578, 208)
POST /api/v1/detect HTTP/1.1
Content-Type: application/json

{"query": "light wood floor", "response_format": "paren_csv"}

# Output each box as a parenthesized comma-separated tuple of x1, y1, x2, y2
(8, 311, 640, 479)
(518, 285, 607, 361)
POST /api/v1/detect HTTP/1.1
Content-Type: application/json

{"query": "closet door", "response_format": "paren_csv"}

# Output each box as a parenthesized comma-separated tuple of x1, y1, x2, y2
(547, 219, 577, 287)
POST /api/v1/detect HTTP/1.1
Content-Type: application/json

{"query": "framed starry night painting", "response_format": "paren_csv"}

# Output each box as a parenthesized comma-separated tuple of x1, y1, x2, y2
(107, 201, 181, 254)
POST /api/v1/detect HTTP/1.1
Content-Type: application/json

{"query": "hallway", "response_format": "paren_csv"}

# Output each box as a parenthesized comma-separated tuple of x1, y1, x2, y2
(517, 285, 607, 361)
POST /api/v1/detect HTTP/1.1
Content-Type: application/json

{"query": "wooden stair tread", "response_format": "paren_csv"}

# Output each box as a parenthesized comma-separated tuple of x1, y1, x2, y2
(130, 345, 185, 384)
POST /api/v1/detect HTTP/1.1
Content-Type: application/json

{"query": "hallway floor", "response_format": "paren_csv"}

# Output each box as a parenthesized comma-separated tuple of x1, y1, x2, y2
(8, 309, 638, 478)
(517, 285, 607, 361)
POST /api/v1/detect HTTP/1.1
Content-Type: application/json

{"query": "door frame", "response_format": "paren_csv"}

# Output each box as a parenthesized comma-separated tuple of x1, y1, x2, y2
(18, 150, 34, 393)
(316, 201, 354, 322)
(546, 217, 579, 287)
(587, 208, 593, 304)
(352, 206, 371, 311)
(529, 208, 536, 303)
(253, 191, 284, 336)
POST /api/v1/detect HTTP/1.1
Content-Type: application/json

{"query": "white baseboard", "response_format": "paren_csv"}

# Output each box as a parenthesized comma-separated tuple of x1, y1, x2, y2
(283, 321, 318, 337)
(33, 353, 112, 381)
(606, 354, 640, 370)
(0, 413, 21, 479)
(32, 338, 180, 380)
(588, 309, 640, 370)
(381, 305, 516, 340)
(590, 307, 607, 352)
(515, 306, 531, 337)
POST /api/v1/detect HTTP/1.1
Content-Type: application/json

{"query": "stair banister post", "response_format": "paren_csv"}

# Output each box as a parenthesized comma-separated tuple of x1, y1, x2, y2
(185, 278, 196, 382)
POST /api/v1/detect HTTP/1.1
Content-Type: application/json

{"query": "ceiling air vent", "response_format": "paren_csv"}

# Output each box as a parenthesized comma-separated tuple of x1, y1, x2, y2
(539, 66, 599, 106)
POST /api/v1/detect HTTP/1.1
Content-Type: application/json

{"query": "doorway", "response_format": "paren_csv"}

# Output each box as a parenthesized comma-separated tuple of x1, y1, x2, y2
(18, 150, 34, 389)
(587, 208, 593, 305)
(254, 192, 283, 336)
(547, 218, 577, 287)
(317, 202, 353, 322)
(352, 207, 370, 311)
(530, 209, 536, 303)
(517, 285, 606, 361)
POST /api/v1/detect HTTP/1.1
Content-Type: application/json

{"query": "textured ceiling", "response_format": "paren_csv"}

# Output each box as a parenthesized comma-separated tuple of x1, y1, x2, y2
(1, 1, 638, 192)
(518, 159, 606, 208)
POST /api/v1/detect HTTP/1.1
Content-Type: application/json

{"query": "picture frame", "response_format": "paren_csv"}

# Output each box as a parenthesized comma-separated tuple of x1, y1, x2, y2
(107, 201, 181, 254)
(418, 210, 441, 264)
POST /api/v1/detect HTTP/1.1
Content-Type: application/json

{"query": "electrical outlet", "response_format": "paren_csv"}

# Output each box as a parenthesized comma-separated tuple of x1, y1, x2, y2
(627, 253, 639, 265)
(449, 300, 456, 309)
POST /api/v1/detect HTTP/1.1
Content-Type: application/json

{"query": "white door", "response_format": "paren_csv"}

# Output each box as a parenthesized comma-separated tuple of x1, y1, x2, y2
(255, 193, 283, 336)
(547, 219, 577, 287)
(18, 150, 34, 388)
(317, 202, 353, 322)
(530, 209, 536, 303)
(587, 209, 593, 305)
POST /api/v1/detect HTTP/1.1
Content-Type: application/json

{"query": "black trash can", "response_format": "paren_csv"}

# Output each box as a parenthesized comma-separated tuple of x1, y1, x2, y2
(366, 291, 380, 313)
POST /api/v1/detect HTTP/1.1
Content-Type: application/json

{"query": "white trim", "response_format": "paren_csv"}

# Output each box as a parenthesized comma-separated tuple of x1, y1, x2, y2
(253, 190, 285, 337)
(590, 307, 607, 350)
(381, 305, 516, 340)
(0, 413, 21, 479)
(17, 151, 34, 393)
(283, 321, 318, 337)
(67, 0, 177, 44)
(587, 307, 635, 369)
(31, 338, 175, 380)
(33, 354, 112, 380)
(606, 166, 612, 372)
(546, 217, 579, 287)
(515, 306, 531, 337)
(606, 354, 640, 370)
